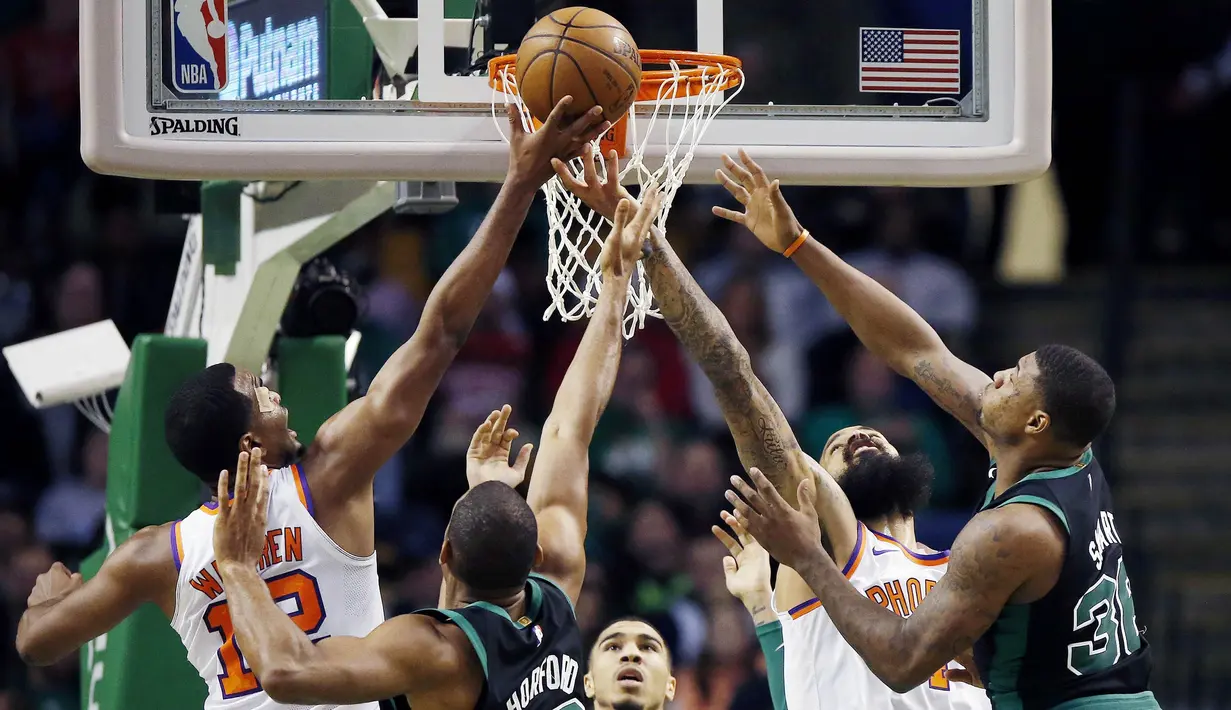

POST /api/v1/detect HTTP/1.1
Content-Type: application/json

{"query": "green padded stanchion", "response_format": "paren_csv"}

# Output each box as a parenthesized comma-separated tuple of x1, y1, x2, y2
(80, 522, 207, 710)
(277, 336, 349, 447)
(80, 335, 209, 710)
(107, 336, 210, 528)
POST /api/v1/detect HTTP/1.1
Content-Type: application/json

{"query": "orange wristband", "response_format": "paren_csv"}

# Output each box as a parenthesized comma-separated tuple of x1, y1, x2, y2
(782, 230, 810, 258)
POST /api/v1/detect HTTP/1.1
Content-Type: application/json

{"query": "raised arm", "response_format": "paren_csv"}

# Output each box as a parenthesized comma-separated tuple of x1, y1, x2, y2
(17, 526, 174, 666)
(713, 150, 994, 450)
(553, 149, 858, 562)
(714, 517, 787, 710)
(728, 469, 1054, 692)
(527, 191, 660, 601)
(212, 450, 478, 706)
(301, 101, 610, 539)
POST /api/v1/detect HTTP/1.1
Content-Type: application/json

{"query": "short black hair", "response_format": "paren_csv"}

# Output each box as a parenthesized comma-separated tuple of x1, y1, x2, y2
(446, 482, 538, 593)
(1034, 344, 1116, 447)
(165, 363, 252, 486)
(838, 452, 933, 522)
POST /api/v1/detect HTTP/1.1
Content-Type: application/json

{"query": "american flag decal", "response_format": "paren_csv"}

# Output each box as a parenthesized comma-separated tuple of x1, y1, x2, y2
(859, 28, 960, 95)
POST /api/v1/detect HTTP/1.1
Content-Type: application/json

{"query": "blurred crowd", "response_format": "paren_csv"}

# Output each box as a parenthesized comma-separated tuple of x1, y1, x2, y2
(3, 0, 1231, 708)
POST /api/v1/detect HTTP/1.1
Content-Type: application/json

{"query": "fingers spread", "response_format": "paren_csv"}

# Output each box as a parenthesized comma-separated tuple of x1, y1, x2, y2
(724, 511, 751, 544)
(564, 105, 604, 138)
(716, 169, 751, 205)
(541, 96, 575, 131)
(722, 153, 755, 188)
(612, 198, 632, 235)
(493, 404, 512, 439)
(581, 143, 600, 184)
(605, 149, 620, 181)
(729, 475, 764, 513)
(217, 469, 231, 511)
(724, 488, 756, 520)
(514, 443, 534, 473)
(506, 103, 525, 133)
(712, 205, 747, 225)
(234, 451, 250, 502)
(712, 524, 741, 557)
(629, 184, 659, 236)
(739, 148, 769, 188)
(749, 467, 778, 498)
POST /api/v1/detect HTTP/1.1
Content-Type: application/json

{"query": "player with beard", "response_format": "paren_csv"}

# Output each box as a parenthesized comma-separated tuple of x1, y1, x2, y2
(554, 148, 986, 709)
(719, 427, 987, 709)
(717, 150, 1156, 709)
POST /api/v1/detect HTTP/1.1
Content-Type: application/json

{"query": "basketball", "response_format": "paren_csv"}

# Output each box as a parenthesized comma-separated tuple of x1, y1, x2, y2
(515, 7, 642, 125)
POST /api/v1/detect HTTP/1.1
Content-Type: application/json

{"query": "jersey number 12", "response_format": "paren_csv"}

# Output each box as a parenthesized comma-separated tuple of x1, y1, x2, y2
(1066, 558, 1141, 676)
(202, 570, 327, 698)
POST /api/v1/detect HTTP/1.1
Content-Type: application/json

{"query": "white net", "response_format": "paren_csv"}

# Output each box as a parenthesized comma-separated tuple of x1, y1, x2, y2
(75, 390, 116, 434)
(492, 56, 744, 338)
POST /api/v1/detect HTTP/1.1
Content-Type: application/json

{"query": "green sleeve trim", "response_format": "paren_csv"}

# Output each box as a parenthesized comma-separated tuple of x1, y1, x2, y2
(529, 573, 576, 617)
(433, 609, 489, 679)
(755, 621, 787, 710)
(996, 494, 1070, 534)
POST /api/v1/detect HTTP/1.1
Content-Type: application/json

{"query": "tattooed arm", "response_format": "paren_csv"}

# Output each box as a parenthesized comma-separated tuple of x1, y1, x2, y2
(734, 469, 1063, 693)
(641, 234, 858, 561)
(791, 239, 993, 450)
(552, 148, 857, 557)
(711, 151, 994, 450)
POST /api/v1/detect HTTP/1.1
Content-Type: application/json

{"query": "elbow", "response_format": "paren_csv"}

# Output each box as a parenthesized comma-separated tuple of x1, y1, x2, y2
(16, 634, 61, 667)
(260, 665, 316, 705)
(877, 653, 937, 694)
(883, 674, 918, 695)
(540, 419, 589, 446)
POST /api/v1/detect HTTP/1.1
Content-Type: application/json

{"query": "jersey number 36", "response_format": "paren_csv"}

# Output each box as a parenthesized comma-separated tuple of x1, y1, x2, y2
(202, 570, 327, 698)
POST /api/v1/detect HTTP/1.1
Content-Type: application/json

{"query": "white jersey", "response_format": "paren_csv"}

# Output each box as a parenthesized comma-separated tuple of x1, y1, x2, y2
(775, 522, 990, 710)
(170, 464, 385, 710)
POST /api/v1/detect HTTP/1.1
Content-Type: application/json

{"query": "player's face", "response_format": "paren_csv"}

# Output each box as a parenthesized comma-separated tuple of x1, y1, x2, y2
(585, 621, 675, 709)
(982, 352, 1048, 441)
(818, 426, 900, 478)
(233, 367, 302, 466)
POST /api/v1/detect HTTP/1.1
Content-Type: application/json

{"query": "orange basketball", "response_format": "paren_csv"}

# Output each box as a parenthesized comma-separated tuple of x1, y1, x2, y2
(514, 7, 642, 124)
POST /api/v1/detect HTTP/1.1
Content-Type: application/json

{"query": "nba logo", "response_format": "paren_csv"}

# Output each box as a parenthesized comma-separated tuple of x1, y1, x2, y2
(170, 0, 229, 93)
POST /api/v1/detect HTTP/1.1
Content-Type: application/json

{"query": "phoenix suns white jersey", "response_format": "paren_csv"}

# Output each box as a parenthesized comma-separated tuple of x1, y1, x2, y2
(169, 464, 384, 710)
(775, 522, 990, 710)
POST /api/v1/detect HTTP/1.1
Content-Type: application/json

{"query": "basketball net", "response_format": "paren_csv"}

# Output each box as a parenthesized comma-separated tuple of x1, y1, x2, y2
(491, 54, 744, 338)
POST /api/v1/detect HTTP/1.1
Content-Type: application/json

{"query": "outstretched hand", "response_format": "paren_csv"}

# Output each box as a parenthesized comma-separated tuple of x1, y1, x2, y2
(551, 144, 634, 221)
(713, 512, 773, 612)
(712, 149, 805, 254)
(507, 99, 611, 188)
(725, 467, 824, 571)
(213, 448, 271, 569)
(466, 404, 533, 489)
(599, 183, 662, 279)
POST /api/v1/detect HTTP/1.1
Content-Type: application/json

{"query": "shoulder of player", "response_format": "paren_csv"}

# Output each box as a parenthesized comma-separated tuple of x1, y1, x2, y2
(106, 523, 180, 587)
(949, 506, 1064, 581)
(389, 612, 485, 680)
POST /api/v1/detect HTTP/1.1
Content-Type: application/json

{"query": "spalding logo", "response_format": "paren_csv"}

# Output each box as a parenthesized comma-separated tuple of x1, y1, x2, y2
(150, 116, 240, 137)
(612, 37, 639, 65)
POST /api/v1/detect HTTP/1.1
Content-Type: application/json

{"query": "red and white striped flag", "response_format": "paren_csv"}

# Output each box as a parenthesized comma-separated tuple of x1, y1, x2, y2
(859, 28, 960, 95)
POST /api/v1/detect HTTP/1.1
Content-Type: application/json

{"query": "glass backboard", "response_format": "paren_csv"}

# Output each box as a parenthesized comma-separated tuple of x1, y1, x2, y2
(81, 0, 1051, 185)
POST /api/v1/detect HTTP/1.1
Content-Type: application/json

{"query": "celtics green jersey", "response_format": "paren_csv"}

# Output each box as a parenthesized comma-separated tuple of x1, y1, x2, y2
(973, 451, 1157, 710)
